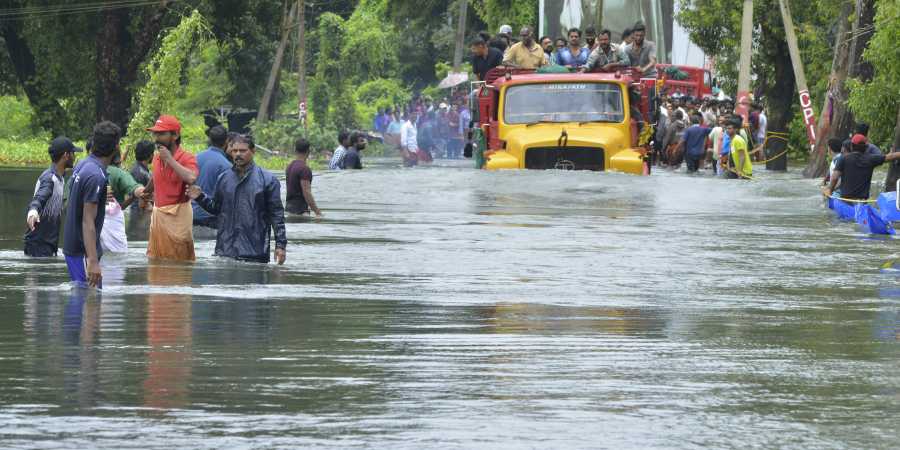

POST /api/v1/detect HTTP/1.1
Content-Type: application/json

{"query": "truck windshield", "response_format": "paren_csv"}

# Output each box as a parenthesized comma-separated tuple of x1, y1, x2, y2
(503, 82, 624, 125)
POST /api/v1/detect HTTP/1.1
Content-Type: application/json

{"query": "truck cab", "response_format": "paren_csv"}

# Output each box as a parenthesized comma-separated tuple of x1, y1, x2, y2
(473, 69, 649, 175)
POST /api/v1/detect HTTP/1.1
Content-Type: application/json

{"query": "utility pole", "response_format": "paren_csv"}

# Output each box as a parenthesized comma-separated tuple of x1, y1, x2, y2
(452, 0, 468, 71)
(257, 0, 297, 125)
(296, 0, 307, 127)
(778, 0, 816, 154)
(596, 0, 603, 30)
(734, 0, 753, 122)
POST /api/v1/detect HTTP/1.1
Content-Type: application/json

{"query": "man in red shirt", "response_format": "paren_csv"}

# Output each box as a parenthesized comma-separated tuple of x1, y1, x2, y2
(145, 115, 199, 261)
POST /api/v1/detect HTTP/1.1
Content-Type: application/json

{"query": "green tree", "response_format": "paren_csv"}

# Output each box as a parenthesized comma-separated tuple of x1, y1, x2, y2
(470, 0, 537, 33)
(308, 12, 346, 127)
(125, 10, 210, 147)
(677, 0, 842, 157)
(355, 78, 412, 126)
(848, 0, 900, 147)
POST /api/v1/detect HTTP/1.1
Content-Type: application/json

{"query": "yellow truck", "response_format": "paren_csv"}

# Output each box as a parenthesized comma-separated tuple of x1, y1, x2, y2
(470, 69, 650, 175)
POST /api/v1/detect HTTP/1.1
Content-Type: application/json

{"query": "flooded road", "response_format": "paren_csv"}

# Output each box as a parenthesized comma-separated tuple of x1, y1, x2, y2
(0, 161, 898, 448)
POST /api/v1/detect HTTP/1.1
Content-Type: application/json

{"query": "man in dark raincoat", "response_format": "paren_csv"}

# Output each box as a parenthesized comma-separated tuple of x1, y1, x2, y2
(187, 135, 287, 264)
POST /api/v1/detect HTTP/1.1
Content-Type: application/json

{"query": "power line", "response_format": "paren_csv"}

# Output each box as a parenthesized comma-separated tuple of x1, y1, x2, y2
(0, 0, 178, 21)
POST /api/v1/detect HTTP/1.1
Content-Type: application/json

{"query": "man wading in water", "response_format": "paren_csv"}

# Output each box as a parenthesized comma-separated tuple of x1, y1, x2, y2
(824, 134, 900, 200)
(24, 137, 81, 257)
(187, 135, 287, 264)
(145, 115, 199, 261)
(63, 122, 120, 288)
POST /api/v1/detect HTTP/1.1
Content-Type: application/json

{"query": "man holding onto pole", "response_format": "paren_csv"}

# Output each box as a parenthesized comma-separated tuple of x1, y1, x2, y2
(146, 115, 199, 261)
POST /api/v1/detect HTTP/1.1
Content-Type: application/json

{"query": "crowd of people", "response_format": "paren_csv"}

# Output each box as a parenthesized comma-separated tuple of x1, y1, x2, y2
(467, 21, 779, 180)
(469, 22, 657, 76)
(23, 115, 325, 288)
(368, 93, 472, 167)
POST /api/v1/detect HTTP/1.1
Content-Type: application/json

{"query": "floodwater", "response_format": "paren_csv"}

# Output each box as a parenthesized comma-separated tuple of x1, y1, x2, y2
(0, 160, 898, 449)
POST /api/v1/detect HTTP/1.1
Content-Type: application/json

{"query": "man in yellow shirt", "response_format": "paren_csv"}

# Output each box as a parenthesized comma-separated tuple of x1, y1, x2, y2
(502, 27, 549, 69)
(726, 119, 752, 179)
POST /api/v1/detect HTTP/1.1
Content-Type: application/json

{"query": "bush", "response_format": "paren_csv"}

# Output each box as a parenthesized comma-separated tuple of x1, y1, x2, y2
(251, 118, 338, 156)
(355, 78, 411, 128)
(0, 96, 42, 139)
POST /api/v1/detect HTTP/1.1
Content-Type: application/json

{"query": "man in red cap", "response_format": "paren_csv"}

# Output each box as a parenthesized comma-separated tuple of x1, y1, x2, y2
(145, 115, 199, 261)
(825, 134, 900, 201)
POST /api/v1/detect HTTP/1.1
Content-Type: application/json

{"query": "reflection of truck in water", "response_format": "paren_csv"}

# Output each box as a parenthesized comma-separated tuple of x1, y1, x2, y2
(467, 65, 714, 175)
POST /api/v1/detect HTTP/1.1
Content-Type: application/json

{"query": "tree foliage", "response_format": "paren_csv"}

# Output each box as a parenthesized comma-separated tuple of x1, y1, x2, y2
(848, 0, 900, 146)
(677, 0, 842, 156)
(470, 0, 538, 33)
(125, 10, 210, 147)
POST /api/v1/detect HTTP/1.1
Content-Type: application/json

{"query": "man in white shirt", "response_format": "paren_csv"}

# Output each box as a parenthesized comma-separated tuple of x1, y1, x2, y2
(329, 130, 351, 170)
(400, 111, 420, 167)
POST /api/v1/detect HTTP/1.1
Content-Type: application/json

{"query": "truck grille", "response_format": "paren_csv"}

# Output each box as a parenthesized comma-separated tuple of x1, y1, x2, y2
(525, 147, 605, 171)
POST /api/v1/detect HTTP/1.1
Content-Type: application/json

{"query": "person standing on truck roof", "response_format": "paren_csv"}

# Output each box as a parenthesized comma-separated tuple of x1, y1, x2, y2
(584, 26, 598, 51)
(554, 28, 589, 68)
(470, 37, 503, 81)
(501, 27, 548, 70)
(624, 22, 657, 78)
(540, 36, 553, 59)
(581, 29, 628, 72)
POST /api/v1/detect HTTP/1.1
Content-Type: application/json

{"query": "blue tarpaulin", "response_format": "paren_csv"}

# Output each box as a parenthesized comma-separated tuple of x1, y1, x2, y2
(828, 197, 896, 235)
(877, 192, 900, 222)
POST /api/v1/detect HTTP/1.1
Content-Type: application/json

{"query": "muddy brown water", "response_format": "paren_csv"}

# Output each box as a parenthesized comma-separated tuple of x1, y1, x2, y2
(0, 161, 898, 448)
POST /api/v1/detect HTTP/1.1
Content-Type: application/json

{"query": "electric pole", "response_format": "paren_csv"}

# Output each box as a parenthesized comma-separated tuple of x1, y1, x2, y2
(452, 0, 468, 71)
(735, 0, 753, 122)
(257, 1, 297, 124)
(296, 0, 307, 126)
(778, 0, 816, 153)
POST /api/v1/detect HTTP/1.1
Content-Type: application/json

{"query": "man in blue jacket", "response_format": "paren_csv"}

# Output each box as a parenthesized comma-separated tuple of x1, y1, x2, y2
(193, 125, 232, 228)
(187, 135, 287, 264)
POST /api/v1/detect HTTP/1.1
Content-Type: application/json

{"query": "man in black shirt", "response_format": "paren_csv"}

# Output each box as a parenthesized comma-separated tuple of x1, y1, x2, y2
(470, 37, 503, 81)
(825, 134, 900, 200)
(342, 131, 365, 170)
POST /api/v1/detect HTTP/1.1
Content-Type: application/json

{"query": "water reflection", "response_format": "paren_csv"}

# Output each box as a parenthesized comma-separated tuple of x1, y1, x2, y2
(4, 165, 900, 447)
(62, 288, 101, 409)
(144, 262, 193, 410)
